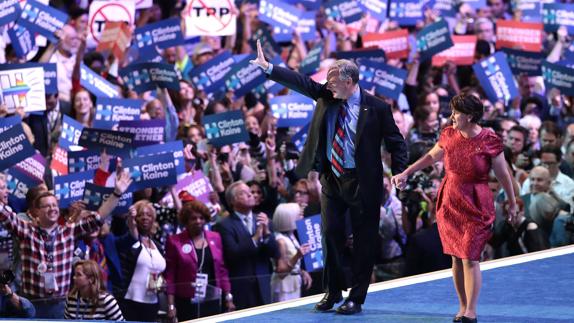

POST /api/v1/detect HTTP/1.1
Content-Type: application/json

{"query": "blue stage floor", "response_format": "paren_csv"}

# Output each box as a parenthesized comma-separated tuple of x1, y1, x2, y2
(193, 246, 574, 323)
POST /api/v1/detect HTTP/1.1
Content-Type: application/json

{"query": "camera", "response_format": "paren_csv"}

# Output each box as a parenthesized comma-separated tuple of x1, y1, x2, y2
(0, 270, 15, 285)
(217, 153, 229, 164)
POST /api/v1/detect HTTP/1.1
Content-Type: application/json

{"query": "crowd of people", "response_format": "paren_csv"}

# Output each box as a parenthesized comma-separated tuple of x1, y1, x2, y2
(0, 0, 573, 321)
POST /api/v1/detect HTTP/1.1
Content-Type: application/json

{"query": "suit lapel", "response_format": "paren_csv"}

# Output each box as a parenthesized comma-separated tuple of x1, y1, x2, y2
(355, 89, 369, 147)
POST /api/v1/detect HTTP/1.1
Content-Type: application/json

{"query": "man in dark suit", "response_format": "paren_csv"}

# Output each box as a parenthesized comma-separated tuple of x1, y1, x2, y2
(251, 41, 408, 314)
(214, 181, 279, 310)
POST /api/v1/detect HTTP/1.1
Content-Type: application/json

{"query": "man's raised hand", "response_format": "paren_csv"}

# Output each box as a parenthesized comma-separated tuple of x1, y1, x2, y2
(249, 39, 269, 70)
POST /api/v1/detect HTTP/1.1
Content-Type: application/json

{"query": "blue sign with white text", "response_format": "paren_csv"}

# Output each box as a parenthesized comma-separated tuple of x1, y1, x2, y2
(358, 0, 388, 22)
(296, 214, 324, 272)
(502, 48, 543, 76)
(123, 153, 178, 192)
(94, 98, 143, 130)
(543, 3, 574, 34)
(358, 60, 407, 100)
(389, 0, 423, 26)
(325, 0, 364, 24)
(225, 54, 266, 98)
(118, 119, 165, 147)
(258, 0, 301, 36)
(416, 19, 453, 61)
(78, 128, 134, 157)
(0, 0, 20, 27)
(189, 50, 235, 95)
(202, 110, 249, 147)
(17, 0, 68, 43)
(59, 116, 84, 150)
(136, 141, 185, 175)
(0, 116, 21, 135)
(542, 61, 574, 96)
(120, 63, 180, 93)
(292, 123, 310, 152)
(472, 52, 519, 104)
(0, 124, 35, 172)
(54, 170, 94, 208)
(68, 150, 116, 174)
(135, 18, 184, 59)
(82, 182, 114, 211)
(299, 44, 323, 75)
(512, 0, 541, 22)
(80, 64, 120, 98)
(7, 24, 34, 58)
(270, 94, 316, 127)
(6, 167, 41, 213)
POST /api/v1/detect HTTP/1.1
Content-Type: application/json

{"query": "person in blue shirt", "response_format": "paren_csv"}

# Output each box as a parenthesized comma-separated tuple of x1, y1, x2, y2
(1, 282, 36, 318)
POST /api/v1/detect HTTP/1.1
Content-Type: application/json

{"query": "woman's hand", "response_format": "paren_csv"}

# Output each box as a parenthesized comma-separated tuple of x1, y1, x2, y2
(301, 270, 313, 290)
(391, 172, 409, 191)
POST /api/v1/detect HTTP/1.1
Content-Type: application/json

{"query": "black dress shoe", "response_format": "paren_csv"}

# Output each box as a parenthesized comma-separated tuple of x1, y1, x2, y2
(461, 316, 477, 323)
(335, 299, 362, 315)
(453, 316, 463, 322)
(314, 293, 343, 312)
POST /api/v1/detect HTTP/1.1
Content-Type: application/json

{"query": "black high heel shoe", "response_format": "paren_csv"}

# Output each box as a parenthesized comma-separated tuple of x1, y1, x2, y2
(461, 316, 477, 323)
(453, 316, 463, 322)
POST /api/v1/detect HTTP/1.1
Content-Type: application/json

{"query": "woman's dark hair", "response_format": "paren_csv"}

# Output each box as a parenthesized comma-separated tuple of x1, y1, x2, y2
(449, 93, 484, 123)
(178, 200, 211, 225)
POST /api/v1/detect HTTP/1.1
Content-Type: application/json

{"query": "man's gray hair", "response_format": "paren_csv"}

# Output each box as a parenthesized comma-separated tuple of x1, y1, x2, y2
(329, 59, 360, 84)
(225, 180, 246, 210)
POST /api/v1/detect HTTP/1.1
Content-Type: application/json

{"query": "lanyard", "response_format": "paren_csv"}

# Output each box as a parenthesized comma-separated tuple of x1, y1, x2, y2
(193, 232, 206, 273)
(38, 228, 57, 271)
(75, 293, 88, 320)
(140, 236, 155, 273)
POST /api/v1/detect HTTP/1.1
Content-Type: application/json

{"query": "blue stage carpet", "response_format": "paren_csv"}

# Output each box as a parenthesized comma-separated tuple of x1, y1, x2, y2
(202, 247, 573, 323)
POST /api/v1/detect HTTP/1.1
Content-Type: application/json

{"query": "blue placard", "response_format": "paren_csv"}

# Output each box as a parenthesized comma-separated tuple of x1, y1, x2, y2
(502, 48, 543, 77)
(270, 94, 316, 127)
(54, 170, 93, 208)
(273, 10, 317, 43)
(358, 0, 388, 22)
(0, 116, 21, 135)
(135, 18, 184, 59)
(113, 191, 133, 216)
(358, 60, 407, 100)
(565, 43, 574, 61)
(389, 0, 424, 26)
(335, 48, 386, 62)
(123, 153, 178, 192)
(17, 0, 68, 43)
(295, 214, 324, 272)
(292, 123, 310, 152)
(324, 0, 364, 24)
(136, 141, 185, 175)
(299, 44, 323, 75)
(458, 0, 487, 11)
(249, 27, 281, 60)
(68, 150, 116, 174)
(189, 50, 234, 95)
(0, 63, 57, 94)
(82, 182, 114, 211)
(472, 52, 519, 104)
(425, 0, 456, 18)
(78, 128, 134, 158)
(6, 167, 42, 213)
(284, 0, 322, 10)
(58, 116, 84, 150)
(0, 0, 20, 27)
(120, 62, 180, 94)
(94, 98, 143, 130)
(117, 119, 165, 147)
(7, 24, 34, 58)
(202, 110, 249, 147)
(542, 61, 574, 96)
(512, 0, 541, 22)
(0, 124, 36, 171)
(258, 0, 301, 36)
(224, 54, 266, 99)
(80, 63, 120, 98)
(416, 19, 453, 61)
(255, 56, 287, 98)
(543, 3, 574, 34)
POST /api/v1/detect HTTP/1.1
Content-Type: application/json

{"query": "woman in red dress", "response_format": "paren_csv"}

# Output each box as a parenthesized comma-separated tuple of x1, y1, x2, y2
(392, 94, 517, 323)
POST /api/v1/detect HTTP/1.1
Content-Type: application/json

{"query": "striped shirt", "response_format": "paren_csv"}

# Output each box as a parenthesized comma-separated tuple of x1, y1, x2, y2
(64, 292, 124, 321)
(0, 204, 102, 299)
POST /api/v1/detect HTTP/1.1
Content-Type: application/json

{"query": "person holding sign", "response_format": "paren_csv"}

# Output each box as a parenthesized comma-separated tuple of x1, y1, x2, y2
(251, 40, 408, 315)
(392, 94, 518, 323)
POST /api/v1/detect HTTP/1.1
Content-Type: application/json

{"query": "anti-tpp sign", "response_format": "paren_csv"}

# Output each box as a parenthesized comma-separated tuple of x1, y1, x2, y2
(88, 0, 135, 48)
(202, 110, 249, 147)
(296, 214, 324, 272)
(184, 0, 236, 37)
(270, 94, 315, 127)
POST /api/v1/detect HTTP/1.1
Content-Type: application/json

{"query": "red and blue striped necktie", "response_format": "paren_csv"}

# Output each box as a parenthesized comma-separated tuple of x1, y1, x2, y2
(331, 104, 347, 177)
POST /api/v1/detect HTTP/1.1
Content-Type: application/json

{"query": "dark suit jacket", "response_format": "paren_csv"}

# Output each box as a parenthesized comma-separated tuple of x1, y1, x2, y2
(214, 213, 279, 308)
(268, 66, 408, 210)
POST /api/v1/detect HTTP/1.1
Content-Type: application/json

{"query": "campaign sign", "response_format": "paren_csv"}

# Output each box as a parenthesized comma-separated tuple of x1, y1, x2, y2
(58, 116, 84, 151)
(68, 150, 114, 174)
(82, 182, 114, 211)
(388, 0, 423, 26)
(172, 170, 213, 204)
(78, 128, 134, 157)
(202, 110, 249, 147)
(0, 66, 45, 112)
(135, 18, 184, 58)
(136, 141, 185, 175)
(13, 152, 46, 183)
(120, 62, 180, 93)
(502, 48, 543, 77)
(54, 170, 94, 208)
(113, 191, 132, 216)
(426, 0, 456, 18)
(324, 0, 363, 24)
(459, 0, 486, 11)
(299, 44, 323, 75)
(183, 0, 237, 37)
(511, 0, 541, 22)
(543, 3, 574, 34)
(123, 153, 178, 191)
(358, 60, 407, 100)
(88, 0, 135, 48)
(6, 167, 42, 213)
(94, 97, 143, 130)
(258, 0, 301, 36)
(270, 94, 315, 127)
(472, 52, 519, 104)
(225, 54, 266, 98)
(358, 0, 388, 22)
(432, 35, 476, 66)
(118, 119, 165, 147)
(335, 48, 386, 62)
(295, 214, 323, 272)
(249, 27, 281, 61)
(0, 124, 36, 171)
(0, 116, 21, 135)
(273, 10, 317, 42)
(189, 50, 234, 95)
(80, 63, 120, 98)
(51, 145, 68, 175)
(17, 0, 68, 43)
(292, 123, 310, 152)
(566, 44, 574, 62)
(362, 29, 409, 59)
(542, 61, 574, 96)
(496, 20, 543, 52)
(416, 19, 453, 61)
(7, 24, 34, 58)
(254, 56, 287, 99)
(0, 0, 20, 27)
(0, 63, 57, 95)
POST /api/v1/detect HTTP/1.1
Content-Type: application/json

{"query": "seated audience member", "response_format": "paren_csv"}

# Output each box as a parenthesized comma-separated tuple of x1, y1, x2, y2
(0, 276, 35, 318)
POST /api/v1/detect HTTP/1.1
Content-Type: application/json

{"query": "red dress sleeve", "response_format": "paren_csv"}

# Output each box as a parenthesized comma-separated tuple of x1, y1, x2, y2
(438, 126, 454, 149)
(484, 130, 504, 158)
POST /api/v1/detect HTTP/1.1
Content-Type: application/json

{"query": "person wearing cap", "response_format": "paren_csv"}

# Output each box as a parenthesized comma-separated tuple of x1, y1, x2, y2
(192, 43, 214, 66)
